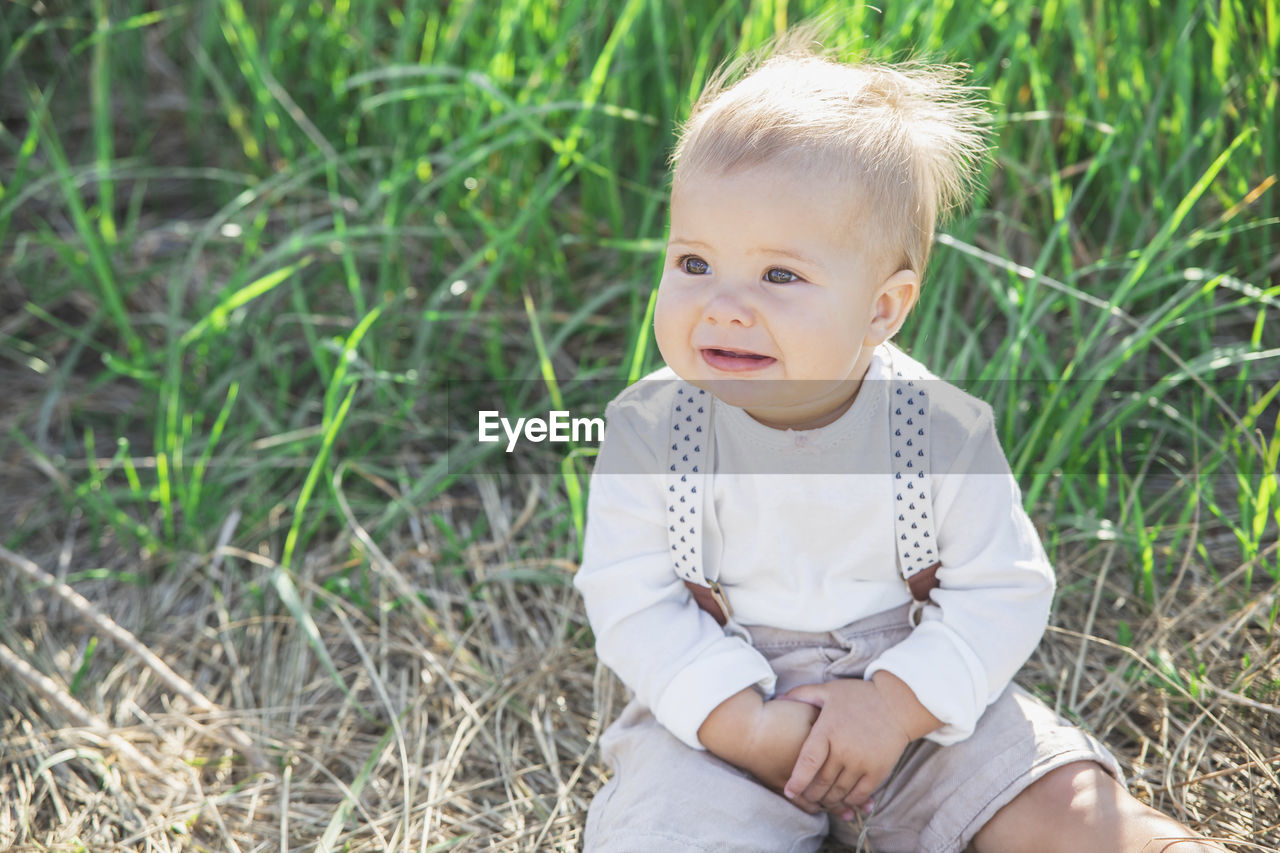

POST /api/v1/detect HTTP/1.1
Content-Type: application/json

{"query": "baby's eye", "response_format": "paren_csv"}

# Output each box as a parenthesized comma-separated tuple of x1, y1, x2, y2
(679, 255, 710, 275)
(765, 268, 800, 284)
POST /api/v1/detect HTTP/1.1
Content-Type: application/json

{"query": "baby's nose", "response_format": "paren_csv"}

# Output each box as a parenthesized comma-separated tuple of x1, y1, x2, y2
(702, 286, 755, 326)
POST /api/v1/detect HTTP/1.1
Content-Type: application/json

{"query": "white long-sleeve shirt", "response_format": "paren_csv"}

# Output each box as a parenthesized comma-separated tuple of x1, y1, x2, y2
(575, 344, 1055, 750)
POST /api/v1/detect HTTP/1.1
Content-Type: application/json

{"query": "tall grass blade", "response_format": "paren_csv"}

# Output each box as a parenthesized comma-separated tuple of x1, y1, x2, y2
(35, 97, 142, 361)
(314, 719, 397, 853)
(89, 0, 116, 245)
(558, 0, 646, 168)
(179, 257, 315, 347)
(523, 289, 563, 411)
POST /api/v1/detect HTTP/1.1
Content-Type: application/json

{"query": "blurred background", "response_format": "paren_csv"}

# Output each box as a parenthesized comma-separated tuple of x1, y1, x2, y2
(1, 1, 1276, 849)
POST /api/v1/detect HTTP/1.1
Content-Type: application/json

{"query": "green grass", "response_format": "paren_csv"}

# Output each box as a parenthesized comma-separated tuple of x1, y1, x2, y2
(1, 0, 1276, 609)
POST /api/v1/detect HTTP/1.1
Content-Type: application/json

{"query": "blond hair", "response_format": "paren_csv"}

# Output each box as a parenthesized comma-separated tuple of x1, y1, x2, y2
(671, 33, 990, 277)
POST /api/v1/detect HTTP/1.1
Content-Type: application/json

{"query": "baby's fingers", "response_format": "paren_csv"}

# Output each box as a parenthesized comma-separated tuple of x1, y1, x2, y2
(783, 734, 829, 801)
(841, 771, 881, 812)
(816, 766, 860, 813)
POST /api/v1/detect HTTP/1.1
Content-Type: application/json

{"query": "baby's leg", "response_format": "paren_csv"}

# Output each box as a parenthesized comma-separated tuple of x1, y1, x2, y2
(585, 697, 827, 853)
(968, 761, 1226, 853)
(835, 682, 1224, 853)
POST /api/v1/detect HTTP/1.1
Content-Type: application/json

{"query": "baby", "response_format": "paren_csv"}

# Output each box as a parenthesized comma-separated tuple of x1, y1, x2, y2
(574, 36, 1223, 853)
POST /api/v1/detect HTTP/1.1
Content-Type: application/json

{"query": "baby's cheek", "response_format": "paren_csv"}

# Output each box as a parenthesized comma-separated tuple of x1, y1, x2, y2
(653, 289, 691, 350)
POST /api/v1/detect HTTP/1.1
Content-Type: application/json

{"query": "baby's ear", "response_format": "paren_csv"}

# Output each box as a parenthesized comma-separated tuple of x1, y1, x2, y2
(866, 269, 919, 343)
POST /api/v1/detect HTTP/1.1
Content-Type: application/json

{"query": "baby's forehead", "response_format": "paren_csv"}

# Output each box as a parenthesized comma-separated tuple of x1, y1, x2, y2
(666, 162, 900, 267)
(669, 158, 878, 224)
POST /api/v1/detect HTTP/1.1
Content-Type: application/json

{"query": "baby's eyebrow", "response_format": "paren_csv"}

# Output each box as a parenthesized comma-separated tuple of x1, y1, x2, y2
(668, 238, 817, 267)
(753, 247, 817, 266)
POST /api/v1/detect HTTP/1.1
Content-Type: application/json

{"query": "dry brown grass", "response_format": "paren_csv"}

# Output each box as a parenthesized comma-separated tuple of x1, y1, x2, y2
(1, 475, 1277, 852)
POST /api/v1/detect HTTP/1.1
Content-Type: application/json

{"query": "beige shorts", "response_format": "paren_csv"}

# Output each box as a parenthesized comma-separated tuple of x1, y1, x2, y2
(585, 604, 1122, 853)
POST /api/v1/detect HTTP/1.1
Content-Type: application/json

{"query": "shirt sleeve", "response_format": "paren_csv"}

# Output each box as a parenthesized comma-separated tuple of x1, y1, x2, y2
(574, 394, 777, 750)
(863, 400, 1055, 745)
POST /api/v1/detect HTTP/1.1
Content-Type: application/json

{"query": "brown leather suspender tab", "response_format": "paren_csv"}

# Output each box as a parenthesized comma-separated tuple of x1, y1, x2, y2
(906, 561, 942, 603)
(684, 579, 731, 626)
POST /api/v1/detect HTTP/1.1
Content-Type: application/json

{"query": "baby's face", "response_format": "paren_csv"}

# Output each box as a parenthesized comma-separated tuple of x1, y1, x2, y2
(655, 162, 910, 430)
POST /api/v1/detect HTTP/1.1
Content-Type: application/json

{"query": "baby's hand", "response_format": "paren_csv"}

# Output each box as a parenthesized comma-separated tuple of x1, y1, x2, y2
(781, 678, 912, 820)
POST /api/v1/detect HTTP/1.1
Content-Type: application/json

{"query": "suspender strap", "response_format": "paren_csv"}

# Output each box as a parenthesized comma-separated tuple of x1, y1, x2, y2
(890, 372, 942, 601)
(665, 384, 719, 609)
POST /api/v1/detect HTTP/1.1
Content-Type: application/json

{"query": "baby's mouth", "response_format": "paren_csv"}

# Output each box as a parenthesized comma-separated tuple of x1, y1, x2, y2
(700, 347, 777, 372)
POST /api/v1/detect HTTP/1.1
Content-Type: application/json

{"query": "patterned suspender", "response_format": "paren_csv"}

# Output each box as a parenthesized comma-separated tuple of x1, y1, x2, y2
(663, 385, 731, 623)
(889, 370, 943, 604)
(666, 367, 941, 628)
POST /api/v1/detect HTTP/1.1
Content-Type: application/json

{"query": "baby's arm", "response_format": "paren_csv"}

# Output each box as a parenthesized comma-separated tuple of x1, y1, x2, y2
(575, 391, 779, 751)
(697, 687, 821, 806)
(859, 398, 1057, 746)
